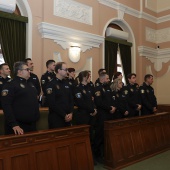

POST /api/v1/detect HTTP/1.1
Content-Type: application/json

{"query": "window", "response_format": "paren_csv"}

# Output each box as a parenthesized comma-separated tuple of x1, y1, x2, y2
(117, 49, 126, 85)
(0, 44, 5, 64)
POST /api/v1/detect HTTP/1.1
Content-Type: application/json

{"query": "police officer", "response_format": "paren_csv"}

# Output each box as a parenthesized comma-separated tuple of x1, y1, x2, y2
(25, 58, 41, 96)
(46, 62, 74, 129)
(125, 73, 141, 117)
(93, 72, 116, 163)
(139, 74, 157, 115)
(0, 63, 11, 109)
(40, 60, 56, 106)
(110, 78, 129, 119)
(86, 70, 95, 97)
(94, 68, 106, 86)
(1, 61, 40, 135)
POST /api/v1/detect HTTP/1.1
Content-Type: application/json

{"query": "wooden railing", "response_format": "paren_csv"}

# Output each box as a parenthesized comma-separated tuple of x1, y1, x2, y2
(0, 125, 94, 170)
(104, 112, 170, 170)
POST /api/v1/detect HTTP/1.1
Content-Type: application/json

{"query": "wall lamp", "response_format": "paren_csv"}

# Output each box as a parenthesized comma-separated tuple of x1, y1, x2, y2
(68, 46, 81, 63)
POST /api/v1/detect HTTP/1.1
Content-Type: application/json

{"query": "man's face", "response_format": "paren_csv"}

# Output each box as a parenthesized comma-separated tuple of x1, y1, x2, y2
(49, 62, 55, 71)
(19, 65, 30, 80)
(147, 76, 153, 85)
(1, 65, 10, 77)
(103, 74, 110, 84)
(59, 63, 68, 78)
(27, 60, 34, 71)
(129, 75, 136, 84)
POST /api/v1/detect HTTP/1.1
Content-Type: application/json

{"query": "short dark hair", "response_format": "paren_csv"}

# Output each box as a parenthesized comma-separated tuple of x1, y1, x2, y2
(99, 72, 108, 79)
(0, 63, 9, 70)
(78, 71, 89, 82)
(13, 61, 27, 76)
(144, 74, 153, 81)
(68, 68, 75, 73)
(98, 68, 106, 75)
(113, 72, 122, 80)
(127, 73, 136, 79)
(24, 58, 32, 63)
(46, 60, 55, 68)
(55, 62, 66, 73)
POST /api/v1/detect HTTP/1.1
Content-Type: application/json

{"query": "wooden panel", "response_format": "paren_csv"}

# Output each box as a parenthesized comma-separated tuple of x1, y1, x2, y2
(104, 112, 170, 169)
(0, 125, 93, 170)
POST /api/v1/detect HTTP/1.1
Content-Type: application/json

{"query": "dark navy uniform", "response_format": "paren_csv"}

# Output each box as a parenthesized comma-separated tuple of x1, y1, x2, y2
(139, 82, 157, 115)
(41, 71, 56, 95)
(40, 71, 56, 106)
(112, 89, 129, 119)
(87, 81, 95, 97)
(65, 77, 76, 96)
(93, 83, 116, 159)
(125, 83, 141, 117)
(74, 83, 96, 125)
(28, 72, 41, 96)
(46, 78, 74, 129)
(1, 76, 40, 135)
(0, 76, 11, 109)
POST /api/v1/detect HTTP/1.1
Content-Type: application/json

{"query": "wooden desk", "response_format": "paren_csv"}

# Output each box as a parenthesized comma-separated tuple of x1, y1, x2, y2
(104, 112, 170, 170)
(0, 125, 93, 170)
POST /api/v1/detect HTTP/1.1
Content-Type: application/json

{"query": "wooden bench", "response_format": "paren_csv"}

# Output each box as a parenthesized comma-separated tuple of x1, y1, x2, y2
(104, 112, 170, 170)
(0, 125, 93, 170)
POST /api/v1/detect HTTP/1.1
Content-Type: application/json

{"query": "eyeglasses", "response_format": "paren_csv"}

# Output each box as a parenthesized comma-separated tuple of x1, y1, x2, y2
(60, 68, 68, 71)
(21, 68, 30, 71)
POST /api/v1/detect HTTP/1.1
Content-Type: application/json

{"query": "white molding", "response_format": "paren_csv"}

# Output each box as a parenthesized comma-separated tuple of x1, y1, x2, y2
(146, 27, 170, 43)
(38, 22, 104, 52)
(16, 0, 32, 58)
(138, 46, 170, 71)
(53, 0, 92, 25)
(98, 0, 169, 24)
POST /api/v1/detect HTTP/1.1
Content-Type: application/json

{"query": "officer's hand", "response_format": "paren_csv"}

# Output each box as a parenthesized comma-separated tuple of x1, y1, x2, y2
(90, 109, 97, 116)
(124, 111, 129, 116)
(153, 107, 157, 113)
(110, 106, 116, 114)
(136, 104, 142, 110)
(65, 114, 72, 122)
(12, 126, 24, 135)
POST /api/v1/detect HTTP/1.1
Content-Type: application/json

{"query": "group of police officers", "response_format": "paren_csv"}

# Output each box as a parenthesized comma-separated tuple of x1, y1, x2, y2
(0, 59, 157, 165)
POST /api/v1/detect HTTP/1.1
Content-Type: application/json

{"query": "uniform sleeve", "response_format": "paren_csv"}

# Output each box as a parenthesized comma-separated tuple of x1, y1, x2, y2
(94, 86, 112, 111)
(46, 84, 66, 118)
(139, 87, 153, 112)
(34, 75, 41, 96)
(74, 87, 95, 113)
(1, 84, 18, 128)
(41, 74, 47, 95)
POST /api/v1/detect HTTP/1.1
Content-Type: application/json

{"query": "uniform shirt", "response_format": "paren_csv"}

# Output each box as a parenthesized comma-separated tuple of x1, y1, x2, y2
(41, 71, 56, 95)
(0, 76, 11, 109)
(46, 77, 74, 118)
(65, 77, 76, 95)
(124, 83, 141, 117)
(112, 89, 129, 118)
(1, 76, 40, 128)
(87, 81, 95, 97)
(139, 82, 157, 115)
(94, 83, 115, 113)
(74, 83, 95, 114)
(28, 72, 41, 95)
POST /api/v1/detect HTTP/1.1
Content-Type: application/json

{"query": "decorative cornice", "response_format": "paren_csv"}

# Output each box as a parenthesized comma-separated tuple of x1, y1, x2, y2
(53, 0, 92, 25)
(146, 27, 170, 43)
(138, 46, 170, 71)
(98, 0, 169, 24)
(38, 22, 104, 52)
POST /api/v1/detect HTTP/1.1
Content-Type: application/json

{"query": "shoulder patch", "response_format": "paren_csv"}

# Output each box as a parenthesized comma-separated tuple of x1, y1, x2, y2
(1, 89, 8, 96)
(95, 91, 101, 96)
(41, 80, 45, 84)
(46, 88, 52, 94)
(141, 89, 145, 93)
(124, 90, 128, 95)
(75, 93, 82, 98)
(0, 81, 3, 84)
(96, 83, 99, 86)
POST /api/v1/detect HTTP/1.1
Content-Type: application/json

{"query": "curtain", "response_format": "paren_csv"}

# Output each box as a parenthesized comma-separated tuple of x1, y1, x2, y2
(0, 17, 26, 77)
(119, 44, 132, 83)
(105, 40, 118, 80)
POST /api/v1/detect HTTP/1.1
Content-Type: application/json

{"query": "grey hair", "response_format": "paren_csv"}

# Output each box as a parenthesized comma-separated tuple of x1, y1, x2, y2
(110, 78, 122, 91)
(13, 61, 27, 76)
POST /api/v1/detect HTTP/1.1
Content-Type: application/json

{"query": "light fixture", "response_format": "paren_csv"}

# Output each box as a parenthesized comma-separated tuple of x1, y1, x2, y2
(68, 46, 81, 63)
